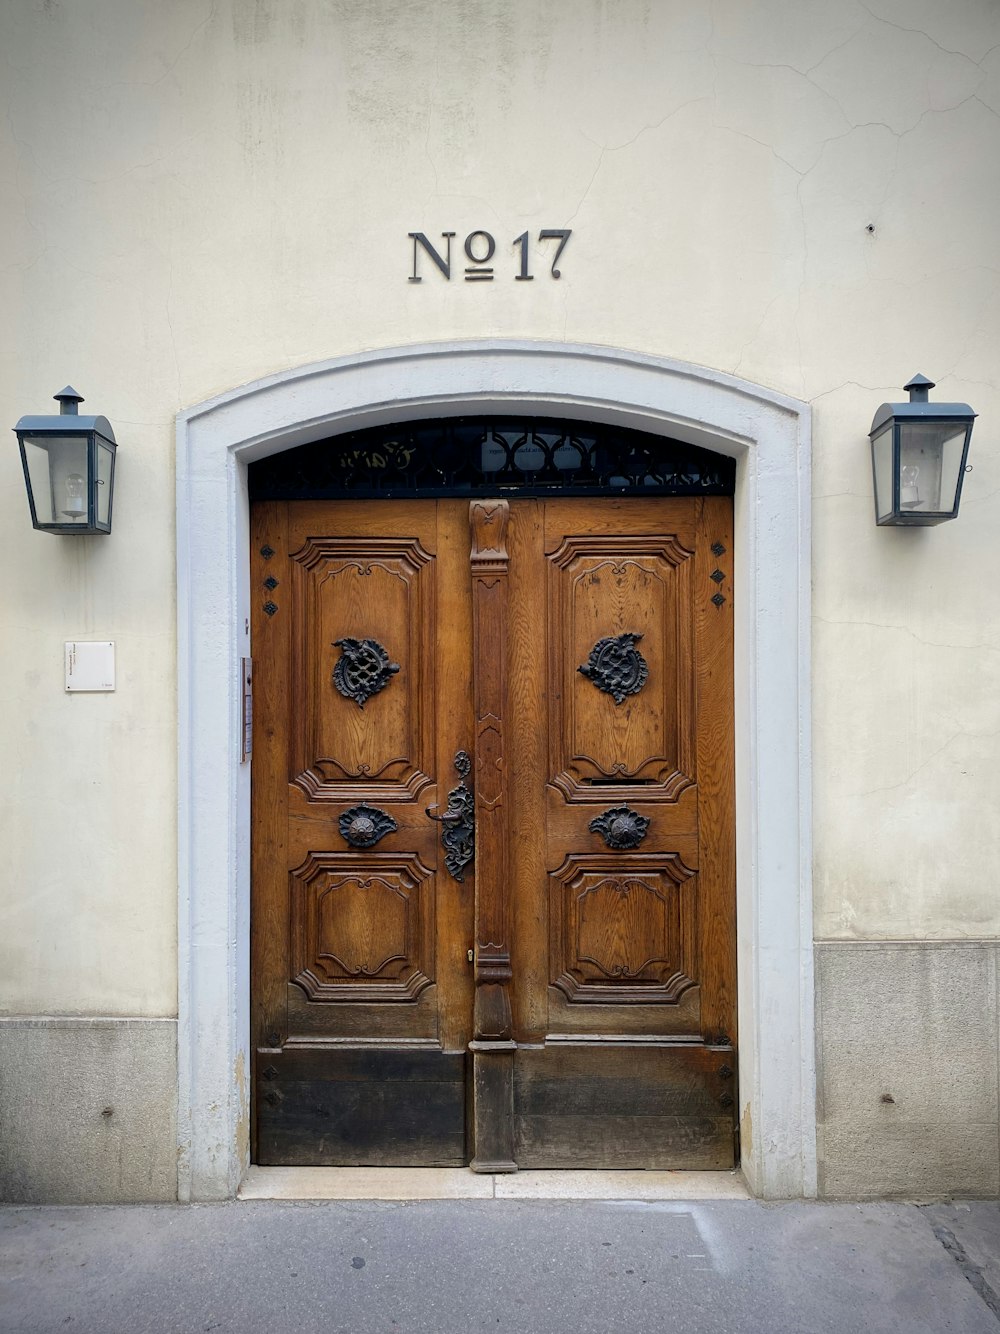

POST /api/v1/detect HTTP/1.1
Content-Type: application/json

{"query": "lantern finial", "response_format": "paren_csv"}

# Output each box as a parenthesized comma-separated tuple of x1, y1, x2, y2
(54, 386, 84, 415)
(903, 374, 934, 403)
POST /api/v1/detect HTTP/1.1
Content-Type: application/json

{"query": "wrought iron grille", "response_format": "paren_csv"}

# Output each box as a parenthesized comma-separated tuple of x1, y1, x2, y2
(248, 416, 735, 500)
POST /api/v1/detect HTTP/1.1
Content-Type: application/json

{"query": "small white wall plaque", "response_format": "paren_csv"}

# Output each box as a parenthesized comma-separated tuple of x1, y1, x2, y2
(65, 641, 116, 692)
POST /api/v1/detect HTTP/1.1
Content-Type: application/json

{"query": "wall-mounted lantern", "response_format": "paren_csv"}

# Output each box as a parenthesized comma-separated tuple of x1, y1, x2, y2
(14, 387, 117, 535)
(869, 375, 975, 526)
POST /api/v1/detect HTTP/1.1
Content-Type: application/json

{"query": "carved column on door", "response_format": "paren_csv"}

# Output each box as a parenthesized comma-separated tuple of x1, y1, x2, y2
(468, 498, 517, 1172)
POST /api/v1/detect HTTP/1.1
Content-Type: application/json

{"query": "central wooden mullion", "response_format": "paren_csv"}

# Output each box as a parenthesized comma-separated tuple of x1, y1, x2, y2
(468, 499, 517, 1172)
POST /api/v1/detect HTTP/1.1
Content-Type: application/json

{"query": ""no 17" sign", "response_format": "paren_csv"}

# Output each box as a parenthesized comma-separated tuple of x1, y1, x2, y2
(408, 229, 572, 283)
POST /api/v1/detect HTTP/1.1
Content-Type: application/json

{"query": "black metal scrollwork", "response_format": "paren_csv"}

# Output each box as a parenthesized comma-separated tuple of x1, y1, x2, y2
(249, 416, 737, 502)
(578, 632, 648, 705)
(332, 637, 400, 708)
(589, 805, 651, 849)
(426, 750, 475, 882)
(339, 804, 398, 848)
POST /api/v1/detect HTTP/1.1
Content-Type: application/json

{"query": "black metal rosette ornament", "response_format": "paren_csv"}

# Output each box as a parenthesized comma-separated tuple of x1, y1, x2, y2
(332, 637, 400, 707)
(578, 632, 648, 705)
(589, 805, 651, 850)
(339, 804, 398, 848)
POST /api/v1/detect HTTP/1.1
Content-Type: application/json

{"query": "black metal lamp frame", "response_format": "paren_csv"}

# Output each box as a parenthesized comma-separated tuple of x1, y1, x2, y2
(869, 374, 975, 527)
(14, 387, 118, 535)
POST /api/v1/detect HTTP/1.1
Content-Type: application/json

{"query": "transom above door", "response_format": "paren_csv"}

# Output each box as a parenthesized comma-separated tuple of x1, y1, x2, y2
(250, 423, 736, 1171)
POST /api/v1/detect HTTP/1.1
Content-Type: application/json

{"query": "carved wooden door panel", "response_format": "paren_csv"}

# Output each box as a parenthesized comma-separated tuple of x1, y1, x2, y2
(251, 494, 735, 1168)
(500, 496, 737, 1169)
(251, 500, 475, 1165)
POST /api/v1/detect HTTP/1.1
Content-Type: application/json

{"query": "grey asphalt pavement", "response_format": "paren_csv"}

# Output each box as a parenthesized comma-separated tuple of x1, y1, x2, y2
(1, 1199, 998, 1334)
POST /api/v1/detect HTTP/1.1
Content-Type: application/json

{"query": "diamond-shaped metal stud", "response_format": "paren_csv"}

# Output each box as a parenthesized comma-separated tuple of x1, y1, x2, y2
(711, 542, 726, 557)
(264, 601, 279, 617)
(711, 592, 726, 608)
(264, 575, 279, 590)
(710, 568, 725, 584)
(262, 1066, 279, 1081)
(260, 544, 275, 560)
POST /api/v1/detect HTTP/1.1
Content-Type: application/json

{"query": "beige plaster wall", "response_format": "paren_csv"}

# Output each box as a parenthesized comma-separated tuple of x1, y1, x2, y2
(1, 0, 999, 1017)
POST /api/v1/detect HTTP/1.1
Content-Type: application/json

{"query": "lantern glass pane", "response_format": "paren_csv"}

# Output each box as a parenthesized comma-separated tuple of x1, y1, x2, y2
(22, 438, 54, 525)
(22, 434, 89, 526)
(898, 422, 967, 514)
(97, 439, 114, 527)
(938, 424, 968, 515)
(871, 424, 895, 520)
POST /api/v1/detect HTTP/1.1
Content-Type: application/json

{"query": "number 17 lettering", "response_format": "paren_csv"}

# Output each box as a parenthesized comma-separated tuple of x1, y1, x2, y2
(408, 229, 572, 283)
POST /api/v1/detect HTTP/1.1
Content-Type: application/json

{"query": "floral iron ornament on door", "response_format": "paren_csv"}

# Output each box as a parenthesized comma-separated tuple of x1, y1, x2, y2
(332, 637, 400, 707)
(578, 632, 649, 704)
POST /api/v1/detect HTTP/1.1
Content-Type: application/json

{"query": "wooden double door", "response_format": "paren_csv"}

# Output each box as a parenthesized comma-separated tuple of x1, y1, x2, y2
(251, 495, 736, 1169)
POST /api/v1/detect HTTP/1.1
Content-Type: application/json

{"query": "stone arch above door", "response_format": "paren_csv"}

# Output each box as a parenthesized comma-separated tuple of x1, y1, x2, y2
(176, 341, 814, 1201)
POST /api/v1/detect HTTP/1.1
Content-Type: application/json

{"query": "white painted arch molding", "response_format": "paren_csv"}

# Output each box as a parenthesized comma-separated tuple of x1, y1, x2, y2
(176, 340, 814, 1200)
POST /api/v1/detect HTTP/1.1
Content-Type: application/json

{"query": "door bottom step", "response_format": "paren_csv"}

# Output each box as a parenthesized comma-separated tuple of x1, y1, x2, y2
(239, 1166, 749, 1201)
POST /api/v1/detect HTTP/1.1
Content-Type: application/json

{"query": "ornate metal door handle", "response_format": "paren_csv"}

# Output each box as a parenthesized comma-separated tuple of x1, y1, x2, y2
(426, 751, 475, 882)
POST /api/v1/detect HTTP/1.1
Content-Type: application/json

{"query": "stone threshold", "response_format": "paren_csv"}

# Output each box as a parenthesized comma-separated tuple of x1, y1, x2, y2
(239, 1166, 750, 1201)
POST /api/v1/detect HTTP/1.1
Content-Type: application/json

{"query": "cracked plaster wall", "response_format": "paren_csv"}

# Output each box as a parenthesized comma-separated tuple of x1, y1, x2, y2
(1, 0, 998, 1135)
